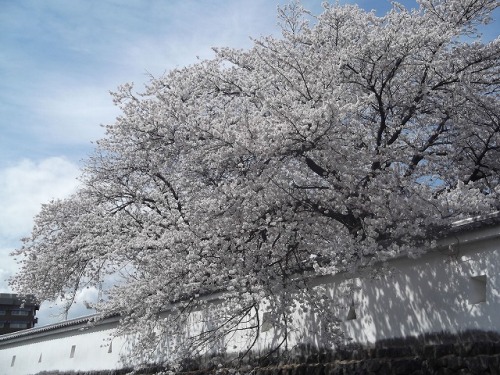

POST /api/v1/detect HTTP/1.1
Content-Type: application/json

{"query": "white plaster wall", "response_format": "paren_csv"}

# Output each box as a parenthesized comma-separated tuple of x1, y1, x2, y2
(0, 320, 127, 375)
(242, 229, 500, 353)
(341, 234, 500, 344)
(1, 225, 499, 374)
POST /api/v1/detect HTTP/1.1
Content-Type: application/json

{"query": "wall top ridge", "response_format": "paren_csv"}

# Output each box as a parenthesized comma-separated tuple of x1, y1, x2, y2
(0, 313, 120, 346)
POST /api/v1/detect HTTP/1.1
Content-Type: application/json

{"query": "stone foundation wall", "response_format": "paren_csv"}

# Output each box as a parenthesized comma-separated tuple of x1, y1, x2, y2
(243, 341, 500, 375)
(32, 338, 500, 375)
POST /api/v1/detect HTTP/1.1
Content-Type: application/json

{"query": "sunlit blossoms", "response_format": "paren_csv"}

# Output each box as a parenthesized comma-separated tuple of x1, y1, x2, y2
(12, 0, 499, 369)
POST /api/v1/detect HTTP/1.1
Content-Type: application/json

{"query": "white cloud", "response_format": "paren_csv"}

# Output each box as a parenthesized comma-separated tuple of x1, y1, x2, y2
(36, 287, 100, 326)
(0, 249, 18, 294)
(0, 157, 81, 293)
(0, 157, 114, 326)
(0, 157, 80, 240)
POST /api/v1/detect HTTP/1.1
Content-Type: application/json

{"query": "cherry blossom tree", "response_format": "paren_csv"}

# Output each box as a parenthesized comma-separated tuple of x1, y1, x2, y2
(12, 0, 499, 369)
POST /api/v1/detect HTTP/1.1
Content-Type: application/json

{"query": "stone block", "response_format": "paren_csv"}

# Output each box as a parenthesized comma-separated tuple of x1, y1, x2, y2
(434, 344, 456, 358)
(363, 359, 381, 372)
(464, 356, 490, 374)
(488, 354, 500, 375)
(391, 358, 422, 375)
(442, 354, 463, 370)
(423, 345, 436, 359)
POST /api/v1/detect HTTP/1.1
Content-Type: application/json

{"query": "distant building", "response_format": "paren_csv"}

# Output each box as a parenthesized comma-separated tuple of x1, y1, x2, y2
(0, 294, 39, 335)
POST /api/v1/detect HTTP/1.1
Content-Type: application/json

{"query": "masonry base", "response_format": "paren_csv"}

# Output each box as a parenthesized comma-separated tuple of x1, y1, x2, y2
(28, 330, 500, 375)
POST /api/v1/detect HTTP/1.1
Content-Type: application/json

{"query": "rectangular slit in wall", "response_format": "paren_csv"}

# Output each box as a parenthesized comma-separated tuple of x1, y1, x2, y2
(11, 355, 16, 367)
(70, 345, 76, 358)
(470, 275, 487, 304)
(38, 353, 42, 363)
(108, 341, 113, 353)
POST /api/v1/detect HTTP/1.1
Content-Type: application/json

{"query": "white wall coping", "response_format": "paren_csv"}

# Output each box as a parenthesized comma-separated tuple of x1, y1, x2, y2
(0, 314, 120, 347)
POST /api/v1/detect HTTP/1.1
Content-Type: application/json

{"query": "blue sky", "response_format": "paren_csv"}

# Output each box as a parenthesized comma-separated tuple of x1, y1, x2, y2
(0, 0, 498, 325)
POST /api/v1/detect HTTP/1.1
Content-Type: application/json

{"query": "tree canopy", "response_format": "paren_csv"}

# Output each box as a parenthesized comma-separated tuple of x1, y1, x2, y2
(12, 0, 499, 369)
